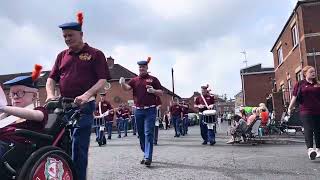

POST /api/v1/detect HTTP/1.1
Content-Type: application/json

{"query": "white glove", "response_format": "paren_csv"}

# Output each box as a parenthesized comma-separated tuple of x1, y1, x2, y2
(0, 85, 8, 110)
(198, 104, 205, 109)
(146, 85, 156, 94)
(103, 111, 109, 116)
(208, 104, 214, 109)
(119, 77, 125, 85)
(287, 108, 291, 115)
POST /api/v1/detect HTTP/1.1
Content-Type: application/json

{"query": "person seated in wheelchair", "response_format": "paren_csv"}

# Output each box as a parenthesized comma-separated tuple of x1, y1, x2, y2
(226, 114, 247, 144)
(0, 65, 48, 158)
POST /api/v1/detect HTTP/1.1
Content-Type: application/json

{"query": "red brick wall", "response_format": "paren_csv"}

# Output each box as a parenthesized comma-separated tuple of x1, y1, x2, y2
(271, 2, 320, 120)
(243, 72, 274, 107)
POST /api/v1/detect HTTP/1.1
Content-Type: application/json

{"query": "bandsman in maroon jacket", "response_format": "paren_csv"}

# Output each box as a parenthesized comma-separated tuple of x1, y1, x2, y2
(116, 104, 124, 138)
(194, 84, 215, 145)
(181, 100, 190, 135)
(169, 98, 183, 137)
(119, 57, 163, 167)
(122, 104, 131, 137)
(46, 12, 111, 180)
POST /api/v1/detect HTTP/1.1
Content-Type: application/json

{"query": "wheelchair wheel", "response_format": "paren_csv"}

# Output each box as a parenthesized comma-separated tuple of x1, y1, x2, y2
(18, 146, 58, 180)
(18, 146, 77, 180)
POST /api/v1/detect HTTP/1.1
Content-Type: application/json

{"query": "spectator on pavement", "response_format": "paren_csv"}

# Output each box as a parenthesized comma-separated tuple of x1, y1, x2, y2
(288, 65, 320, 160)
(227, 114, 247, 144)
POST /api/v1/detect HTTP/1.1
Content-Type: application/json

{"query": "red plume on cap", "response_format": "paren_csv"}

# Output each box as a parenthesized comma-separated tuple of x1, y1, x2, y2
(77, 12, 84, 25)
(147, 57, 151, 64)
(31, 64, 43, 81)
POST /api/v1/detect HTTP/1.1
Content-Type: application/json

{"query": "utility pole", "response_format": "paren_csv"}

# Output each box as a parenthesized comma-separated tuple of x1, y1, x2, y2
(171, 68, 175, 100)
(240, 50, 247, 106)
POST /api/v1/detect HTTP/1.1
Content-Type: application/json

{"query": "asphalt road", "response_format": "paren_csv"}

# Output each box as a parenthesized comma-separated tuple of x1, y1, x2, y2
(87, 123, 320, 180)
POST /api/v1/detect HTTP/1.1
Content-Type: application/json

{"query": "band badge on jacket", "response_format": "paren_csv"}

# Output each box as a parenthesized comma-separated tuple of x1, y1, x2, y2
(146, 78, 153, 83)
(79, 53, 92, 61)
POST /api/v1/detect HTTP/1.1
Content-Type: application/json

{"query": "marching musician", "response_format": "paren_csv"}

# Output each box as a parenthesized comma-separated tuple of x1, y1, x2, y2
(181, 100, 189, 135)
(96, 92, 114, 140)
(119, 57, 163, 167)
(122, 103, 131, 137)
(116, 104, 124, 138)
(194, 84, 215, 145)
(169, 98, 183, 137)
(45, 12, 110, 180)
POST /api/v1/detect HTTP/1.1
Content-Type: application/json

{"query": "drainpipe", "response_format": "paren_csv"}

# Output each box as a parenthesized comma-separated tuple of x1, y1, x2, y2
(295, 7, 304, 80)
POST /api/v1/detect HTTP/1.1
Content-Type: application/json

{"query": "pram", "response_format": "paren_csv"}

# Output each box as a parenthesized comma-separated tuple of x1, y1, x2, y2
(0, 98, 79, 180)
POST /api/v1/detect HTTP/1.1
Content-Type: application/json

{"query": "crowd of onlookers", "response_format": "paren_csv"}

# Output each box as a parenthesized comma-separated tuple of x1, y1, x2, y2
(226, 103, 270, 144)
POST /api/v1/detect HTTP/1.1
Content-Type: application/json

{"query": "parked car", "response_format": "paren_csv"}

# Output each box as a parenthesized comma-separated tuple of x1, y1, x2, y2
(188, 113, 199, 126)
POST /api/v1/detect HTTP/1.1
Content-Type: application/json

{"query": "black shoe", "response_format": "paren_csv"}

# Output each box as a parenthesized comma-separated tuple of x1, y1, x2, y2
(140, 159, 145, 164)
(118, 135, 121, 138)
(108, 136, 111, 140)
(124, 134, 127, 137)
(133, 133, 136, 135)
(174, 135, 178, 137)
(154, 141, 158, 145)
(202, 141, 208, 145)
(210, 141, 216, 146)
(144, 159, 152, 167)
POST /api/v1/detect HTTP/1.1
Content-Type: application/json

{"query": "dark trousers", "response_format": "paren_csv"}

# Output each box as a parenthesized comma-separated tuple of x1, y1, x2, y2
(200, 115, 208, 142)
(165, 119, 169, 129)
(131, 115, 137, 134)
(154, 126, 159, 143)
(135, 107, 156, 160)
(123, 118, 129, 136)
(72, 101, 95, 180)
(117, 117, 123, 136)
(182, 115, 189, 134)
(301, 114, 320, 148)
(106, 121, 113, 138)
(171, 116, 180, 136)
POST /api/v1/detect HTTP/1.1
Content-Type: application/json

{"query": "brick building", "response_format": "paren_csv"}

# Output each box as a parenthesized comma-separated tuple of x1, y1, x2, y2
(240, 64, 274, 107)
(215, 99, 235, 115)
(0, 57, 179, 121)
(234, 91, 243, 113)
(270, 0, 320, 119)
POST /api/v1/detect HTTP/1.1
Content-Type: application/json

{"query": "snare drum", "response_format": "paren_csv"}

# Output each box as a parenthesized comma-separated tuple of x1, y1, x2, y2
(202, 110, 216, 124)
(93, 117, 105, 128)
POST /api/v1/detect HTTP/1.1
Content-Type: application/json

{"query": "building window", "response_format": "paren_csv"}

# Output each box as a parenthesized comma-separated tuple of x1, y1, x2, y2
(287, 79, 292, 100)
(296, 70, 302, 81)
(291, 24, 299, 47)
(277, 46, 283, 65)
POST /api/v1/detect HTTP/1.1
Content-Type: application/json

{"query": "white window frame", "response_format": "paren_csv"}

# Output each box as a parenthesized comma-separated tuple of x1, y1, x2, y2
(291, 25, 299, 48)
(296, 70, 302, 81)
(287, 79, 292, 100)
(277, 46, 284, 65)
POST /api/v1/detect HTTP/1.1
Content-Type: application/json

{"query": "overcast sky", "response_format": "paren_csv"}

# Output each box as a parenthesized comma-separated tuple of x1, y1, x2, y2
(0, 0, 298, 98)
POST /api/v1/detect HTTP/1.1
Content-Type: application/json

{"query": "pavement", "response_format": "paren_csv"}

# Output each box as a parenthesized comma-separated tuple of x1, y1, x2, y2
(87, 123, 320, 180)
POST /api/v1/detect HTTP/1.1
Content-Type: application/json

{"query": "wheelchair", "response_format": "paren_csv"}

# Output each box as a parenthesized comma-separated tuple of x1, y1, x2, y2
(231, 119, 262, 145)
(0, 98, 79, 180)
